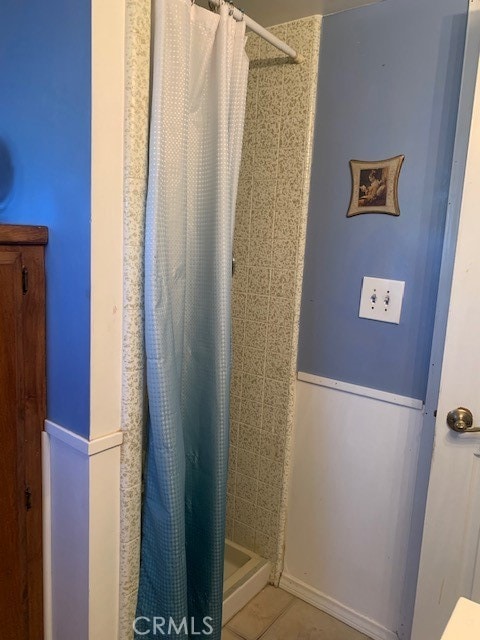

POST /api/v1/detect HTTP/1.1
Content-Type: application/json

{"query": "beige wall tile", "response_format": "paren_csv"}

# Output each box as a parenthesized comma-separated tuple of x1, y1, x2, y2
(266, 322, 294, 355)
(244, 321, 268, 353)
(234, 263, 249, 293)
(232, 521, 255, 550)
(232, 319, 245, 351)
(239, 399, 263, 428)
(270, 269, 296, 298)
(232, 343, 244, 374)
(227, 492, 235, 516)
(229, 421, 239, 449)
(246, 295, 269, 323)
(245, 33, 259, 61)
(235, 497, 257, 529)
(248, 235, 273, 268)
(228, 448, 238, 482)
(229, 18, 321, 574)
(261, 403, 288, 435)
(241, 373, 265, 406)
(254, 531, 278, 563)
(264, 378, 290, 409)
(268, 296, 295, 327)
(260, 431, 287, 462)
(234, 211, 251, 244)
(236, 447, 259, 479)
(232, 291, 247, 319)
(230, 395, 241, 422)
(242, 347, 266, 378)
(230, 370, 243, 398)
(265, 354, 291, 382)
(255, 506, 279, 537)
(247, 267, 271, 296)
(258, 457, 283, 488)
(251, 180, 277, 218)
(225, 517, 234, 540)
(257, 481, 282, 513)
(236, 472, 259, 505)
(237, 424, 262, 453)
(227, 471, 235, 499)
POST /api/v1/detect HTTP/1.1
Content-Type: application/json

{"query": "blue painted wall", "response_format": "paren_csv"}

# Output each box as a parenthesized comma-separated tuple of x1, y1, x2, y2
(298, 0, 468, 401)
(0, 0, 91, 435)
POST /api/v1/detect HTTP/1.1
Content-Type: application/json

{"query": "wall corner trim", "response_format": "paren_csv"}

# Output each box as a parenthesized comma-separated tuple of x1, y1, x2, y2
(297, 372, 424, 410)
(45, 419, 122, 640)
(280, 573, 398, 640)
(90, 0, 125, 441)
(45, 420, 123, 456)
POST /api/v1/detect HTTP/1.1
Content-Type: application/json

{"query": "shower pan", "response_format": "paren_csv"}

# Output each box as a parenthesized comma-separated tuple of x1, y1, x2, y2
(223, 540, 270, 623)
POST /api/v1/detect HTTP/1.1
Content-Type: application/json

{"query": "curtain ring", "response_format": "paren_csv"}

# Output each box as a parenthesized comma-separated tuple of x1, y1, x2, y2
(237, 6, 245, 21)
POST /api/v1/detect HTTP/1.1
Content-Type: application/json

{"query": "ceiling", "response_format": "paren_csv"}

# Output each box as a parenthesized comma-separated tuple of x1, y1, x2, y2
(197, 0, 383, 27)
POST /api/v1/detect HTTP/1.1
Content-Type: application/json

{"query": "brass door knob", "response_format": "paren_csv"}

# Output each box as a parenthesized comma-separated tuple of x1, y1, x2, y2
(446, 407, 480, 433)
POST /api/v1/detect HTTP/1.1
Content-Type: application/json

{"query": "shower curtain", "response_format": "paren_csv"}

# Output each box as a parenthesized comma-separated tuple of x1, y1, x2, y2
(136, 1, 248, 638)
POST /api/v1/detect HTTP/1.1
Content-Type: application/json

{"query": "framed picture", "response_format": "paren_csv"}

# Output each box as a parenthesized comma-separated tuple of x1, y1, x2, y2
(347, 155, 404, 217)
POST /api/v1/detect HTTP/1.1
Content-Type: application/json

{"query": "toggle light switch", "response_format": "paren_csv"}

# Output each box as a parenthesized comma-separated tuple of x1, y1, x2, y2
(359, 276, 405, 324)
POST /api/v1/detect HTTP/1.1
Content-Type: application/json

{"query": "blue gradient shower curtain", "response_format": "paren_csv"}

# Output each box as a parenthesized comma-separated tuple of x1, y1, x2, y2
(136, 1, 248, 638)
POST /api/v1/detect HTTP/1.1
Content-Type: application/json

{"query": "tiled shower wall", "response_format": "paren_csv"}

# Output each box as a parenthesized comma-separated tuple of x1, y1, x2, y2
(227, 16, 321, 580)
(119, 0, 151, 638)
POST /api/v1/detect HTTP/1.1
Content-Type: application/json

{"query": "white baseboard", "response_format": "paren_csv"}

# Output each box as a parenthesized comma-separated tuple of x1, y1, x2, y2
(44, 421, 123, 640)
(280, 574, 398, 640)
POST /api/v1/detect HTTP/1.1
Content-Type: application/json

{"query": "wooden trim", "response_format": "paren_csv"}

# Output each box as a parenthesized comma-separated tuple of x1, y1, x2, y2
(45, 420, 123, 456)
(0, 225, 48, 245)
(297, 372, 424, 410)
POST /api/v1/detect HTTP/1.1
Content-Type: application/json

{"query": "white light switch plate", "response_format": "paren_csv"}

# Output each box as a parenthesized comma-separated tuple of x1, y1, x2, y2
(359, 277, 405, 324)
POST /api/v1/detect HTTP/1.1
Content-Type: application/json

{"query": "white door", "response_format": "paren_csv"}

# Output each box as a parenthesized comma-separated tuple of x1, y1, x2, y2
(411, 4, 480, 639)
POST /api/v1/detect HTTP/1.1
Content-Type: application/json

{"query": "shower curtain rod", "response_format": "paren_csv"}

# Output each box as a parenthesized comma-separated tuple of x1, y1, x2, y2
(207, 0, 304, 63)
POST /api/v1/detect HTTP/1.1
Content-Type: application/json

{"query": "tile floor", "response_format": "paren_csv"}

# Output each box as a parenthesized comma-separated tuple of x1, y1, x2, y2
(223, 586, 371, 640)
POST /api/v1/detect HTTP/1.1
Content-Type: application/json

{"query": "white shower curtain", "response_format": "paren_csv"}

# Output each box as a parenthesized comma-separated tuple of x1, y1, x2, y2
(136, 1, 249, 638)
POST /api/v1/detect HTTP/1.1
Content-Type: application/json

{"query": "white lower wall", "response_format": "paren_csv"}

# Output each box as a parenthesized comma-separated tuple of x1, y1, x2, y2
(44, 421, 123, 640)
(282, 376, 424, 640)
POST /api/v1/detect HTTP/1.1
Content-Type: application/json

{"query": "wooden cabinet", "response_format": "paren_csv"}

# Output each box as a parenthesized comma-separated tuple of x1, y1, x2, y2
(0, 225, 47, 639)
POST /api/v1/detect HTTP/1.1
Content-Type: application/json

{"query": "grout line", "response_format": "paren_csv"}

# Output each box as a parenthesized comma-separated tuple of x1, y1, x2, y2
(225, 627, 248, 640)
(225, 588, 297, 640)
(256, 592, 298, 640)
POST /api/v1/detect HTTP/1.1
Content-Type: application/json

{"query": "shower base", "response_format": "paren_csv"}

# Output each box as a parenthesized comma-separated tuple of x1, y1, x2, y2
(223, 539, 270, 624)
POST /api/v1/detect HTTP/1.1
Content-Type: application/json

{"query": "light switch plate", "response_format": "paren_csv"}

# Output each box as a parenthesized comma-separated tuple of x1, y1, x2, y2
(359, 277, 405, 324)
